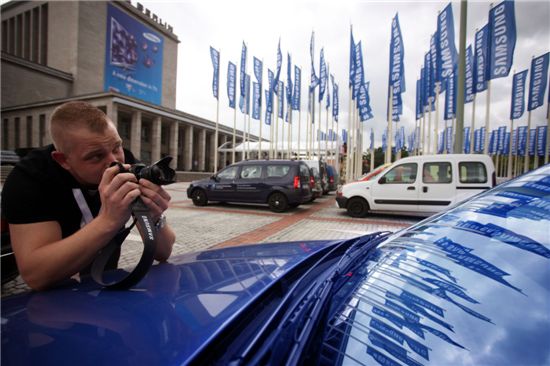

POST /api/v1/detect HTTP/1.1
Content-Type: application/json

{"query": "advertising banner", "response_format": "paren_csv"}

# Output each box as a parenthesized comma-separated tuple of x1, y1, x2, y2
(104, 4, 163, 105)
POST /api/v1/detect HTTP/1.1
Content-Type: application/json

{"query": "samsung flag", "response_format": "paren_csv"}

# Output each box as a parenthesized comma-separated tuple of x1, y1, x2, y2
(389, 13, 405, 94)
(227, 61, 236, 109)
(444, 69, 457, 120)
(310, 31, 319, 88)
(278, 80, 284, 119)
(210, 46, 220, 99)
(265, 90, 272, 125)
(273, 40, 283, 93)
(267, 69, 274, 113)
(353, 41, 365, 100)
(358, 82, 373, 122)
(292, 66, 301, 110)
(498, 126, 507, 153)
(536, 126, 547, 156)
(474, 25, 489, 93)
(510, 70, 528, 120)
(331, 75, 339, 121)
(528, 52, 549, 111)
(252, 82, 260, 120)
(349, 28, 356, 88)
(464, 127, 471, 153)
(517, 126, 527, 155)
(240, 42, 247, 97)
(528, 129, 536, 156)
(465, 45, 475, 103)
(319, 48, 327, 102)
(446, 126, 453, 153)
(488, 1, 517, 79)
(416, 79, 423, 120)
(430, 31, 441, 85)
(438, 4, 458, 81)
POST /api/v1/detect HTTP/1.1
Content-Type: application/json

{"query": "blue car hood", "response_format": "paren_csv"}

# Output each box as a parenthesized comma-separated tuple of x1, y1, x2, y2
(1, 240, 335, 366)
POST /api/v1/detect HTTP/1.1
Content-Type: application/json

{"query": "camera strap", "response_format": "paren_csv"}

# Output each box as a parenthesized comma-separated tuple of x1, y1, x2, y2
(90, 197, 157, 290)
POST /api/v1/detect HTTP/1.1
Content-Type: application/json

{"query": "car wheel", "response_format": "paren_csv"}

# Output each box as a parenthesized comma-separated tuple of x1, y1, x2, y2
(347, 197, 369, 218)
(268, 192, 288, 212)
(191, 189, 208, 206)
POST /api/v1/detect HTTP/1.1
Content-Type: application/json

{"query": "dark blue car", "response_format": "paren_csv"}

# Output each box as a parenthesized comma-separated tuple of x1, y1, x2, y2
(2, 165, 550, 366)
(187, 159, 313, 212)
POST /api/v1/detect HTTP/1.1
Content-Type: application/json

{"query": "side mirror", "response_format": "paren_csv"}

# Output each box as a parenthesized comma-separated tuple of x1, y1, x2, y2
(210, 175, 218, 182)
(378, 176, 387, 184)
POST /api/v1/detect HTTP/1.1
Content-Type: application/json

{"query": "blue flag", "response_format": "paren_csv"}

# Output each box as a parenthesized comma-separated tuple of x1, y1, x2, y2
(292, 66, 301, 110)
(474, 25, 489, 93)
(444, 69, 457, 120)
(272, 40, 283, 96)
(529, 128, 536, 156)
(286, 53, 293, 106)
(319, 48, 327, 102)
(252, 82, 260, 120)
(266, 69, 274, 114)
(210, 46, 220, 99)
(498, 126, 507, 153)
(310, 31, 319, 89)
(358, 82, 373, 122)
(389, 13, 405, 94)
(489, 129, 498, 154)
(536, 126, 547, 156)
(416, 79, 423, 120)
(342, 128, 348, 143)
(265, 90, 272, 125)
(278, 80, 284, 119)
(240, 42, 247, 97)
(517, 126, 527, 155)
(464, 127, 471, 153)
(438, 4, 458, 81)
(510, 70, 528, 120)
(349, 27, 356, 88)
(331, 75, 339, 121)
(227, 61, 236, 109)
(528, 52, 549, 111)
(254, 57, 263, 84)
(430, 30, 442, 85)
(488, 0, 517, 79)
(465, 45, 475, 103)
(426, 51, 436, 103)
(353, 41, 365, 100)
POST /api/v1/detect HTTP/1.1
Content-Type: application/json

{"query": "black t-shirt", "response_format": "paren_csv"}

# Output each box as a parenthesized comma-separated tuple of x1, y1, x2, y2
(1, 145, 137, 273)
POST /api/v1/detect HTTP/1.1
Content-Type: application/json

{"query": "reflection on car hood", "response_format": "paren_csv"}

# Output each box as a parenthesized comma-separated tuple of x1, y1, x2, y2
(320, 165, 550, 366)
(1, 240, 334, 366)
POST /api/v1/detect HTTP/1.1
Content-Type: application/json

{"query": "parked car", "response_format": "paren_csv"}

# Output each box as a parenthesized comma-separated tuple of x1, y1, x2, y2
(0, 150, 20, 165)
(2, 164, 548, 366)
(302, 159, 329, 194)
(308, 166, 323, 202)
(325, 164, 339, 192)
(187, 159, 312, 212)
(337, 154, 496, 218)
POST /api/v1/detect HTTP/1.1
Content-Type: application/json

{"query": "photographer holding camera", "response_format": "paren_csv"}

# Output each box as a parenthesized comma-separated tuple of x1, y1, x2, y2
(2, 101, 175, 290)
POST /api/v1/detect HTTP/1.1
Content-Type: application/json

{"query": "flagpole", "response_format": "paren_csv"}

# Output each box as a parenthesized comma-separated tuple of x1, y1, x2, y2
(270, 108, 274, 159)
(317, 90, 322, 160)
(471, 94, 476, 154)
(242, 108, 246, 161)
(275, 90, 279, 159)
(330, 113, 335, 165)
(259, 76, 263, 160)
(507, 120, 513, 178)
(305, 93, 310, 159)
(215, 87, 220, 172)
(524, 110, 532, 172)
(484, 79, 492, 155)
(546, 104, 550, 164)
(386, 87, 393, 163)
(427, 103, 432, 154)
(288, 107, 292, 159)
(533, 128, 539, 168)
(247, 110, 251, 160)
(434, 84, 440, 154)
(232, 101, 237, 164)
(298, 107, 302, 159)
(420, 113, 425, 155)
(346, 86, 352, 182)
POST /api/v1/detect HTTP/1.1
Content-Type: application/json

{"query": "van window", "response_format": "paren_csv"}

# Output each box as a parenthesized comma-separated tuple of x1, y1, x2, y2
(459, 162, 487, 183)
(266, 165, 290, 178)
(218, 166, 238, 180)
(423, 162, 452, 183)
(382, 163, 417, 184)
(240, 165, 262, 179)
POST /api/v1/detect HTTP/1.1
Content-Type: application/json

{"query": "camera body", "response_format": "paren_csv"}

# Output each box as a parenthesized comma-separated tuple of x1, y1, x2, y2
(114, 156, 176, 186)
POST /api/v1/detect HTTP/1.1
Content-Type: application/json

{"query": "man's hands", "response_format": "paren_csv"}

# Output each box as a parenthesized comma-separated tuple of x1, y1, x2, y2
(98, 164, 140, 232)
(137, 178, 172, 222)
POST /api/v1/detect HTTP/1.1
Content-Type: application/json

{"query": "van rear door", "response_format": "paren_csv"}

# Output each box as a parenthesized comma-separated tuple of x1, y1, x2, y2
(455, 160, 493, 203)
(417, 161, 455, 214)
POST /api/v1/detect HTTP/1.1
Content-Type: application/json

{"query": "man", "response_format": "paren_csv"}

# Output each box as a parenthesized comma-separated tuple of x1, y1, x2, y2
(1, 101, 175, 290)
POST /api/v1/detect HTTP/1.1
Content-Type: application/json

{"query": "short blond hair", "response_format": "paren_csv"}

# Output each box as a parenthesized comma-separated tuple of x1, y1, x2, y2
(50, 101, 111, 153)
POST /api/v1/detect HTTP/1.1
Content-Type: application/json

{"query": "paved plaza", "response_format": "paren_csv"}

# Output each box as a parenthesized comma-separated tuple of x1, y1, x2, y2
(2, 182, 421, 296)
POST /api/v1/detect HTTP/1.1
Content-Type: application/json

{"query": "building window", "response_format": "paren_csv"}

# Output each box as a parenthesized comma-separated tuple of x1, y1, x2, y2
(2, 4, 48, 65)
(141, 123, 151, 143)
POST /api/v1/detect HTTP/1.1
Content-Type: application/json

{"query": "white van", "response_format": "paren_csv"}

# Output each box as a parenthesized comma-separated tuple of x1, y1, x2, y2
(336, 154, 496, 217)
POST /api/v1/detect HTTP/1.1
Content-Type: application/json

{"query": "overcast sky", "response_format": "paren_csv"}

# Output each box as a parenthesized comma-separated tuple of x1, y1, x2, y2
(141, 0, 550, 147)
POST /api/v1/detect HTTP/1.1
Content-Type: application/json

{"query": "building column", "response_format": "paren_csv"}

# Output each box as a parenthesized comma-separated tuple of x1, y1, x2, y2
(31, 113, 40, 147)
(198, 129, 206, 171)
(222, 135, 228, 167)
(169, 120, 178, 169)
(19, 116, 28, 147)
(151, 116, 161, 162)
(7, 117, 16, 150)
(184, 125, 193, 171)
(130, 110, 142, 159)
(107, 102, 118, 128)
(43, 113, 52, 145)
(209, 132, 216, 172)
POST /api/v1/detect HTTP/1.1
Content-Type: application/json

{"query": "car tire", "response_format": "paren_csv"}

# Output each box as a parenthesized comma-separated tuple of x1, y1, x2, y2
(268, 192, 288, 212)
(191, 189, 208, 206)
(347, 197, 369, 218)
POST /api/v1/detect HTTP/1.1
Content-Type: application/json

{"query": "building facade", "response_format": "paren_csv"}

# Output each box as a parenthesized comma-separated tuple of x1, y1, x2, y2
(1, 0, 251, 172)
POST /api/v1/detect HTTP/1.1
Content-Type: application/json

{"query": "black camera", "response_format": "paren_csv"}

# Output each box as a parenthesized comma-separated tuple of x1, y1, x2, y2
(113, 156, 176, 186)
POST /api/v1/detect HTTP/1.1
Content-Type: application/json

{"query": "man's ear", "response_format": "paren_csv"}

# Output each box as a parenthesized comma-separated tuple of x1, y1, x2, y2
(51, 151, 71, 171)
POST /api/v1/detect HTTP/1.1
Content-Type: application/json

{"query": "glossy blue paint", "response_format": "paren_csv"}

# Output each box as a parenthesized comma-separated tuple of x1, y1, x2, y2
(3, 165, 550, 366)
(1, 241, 333, 366)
